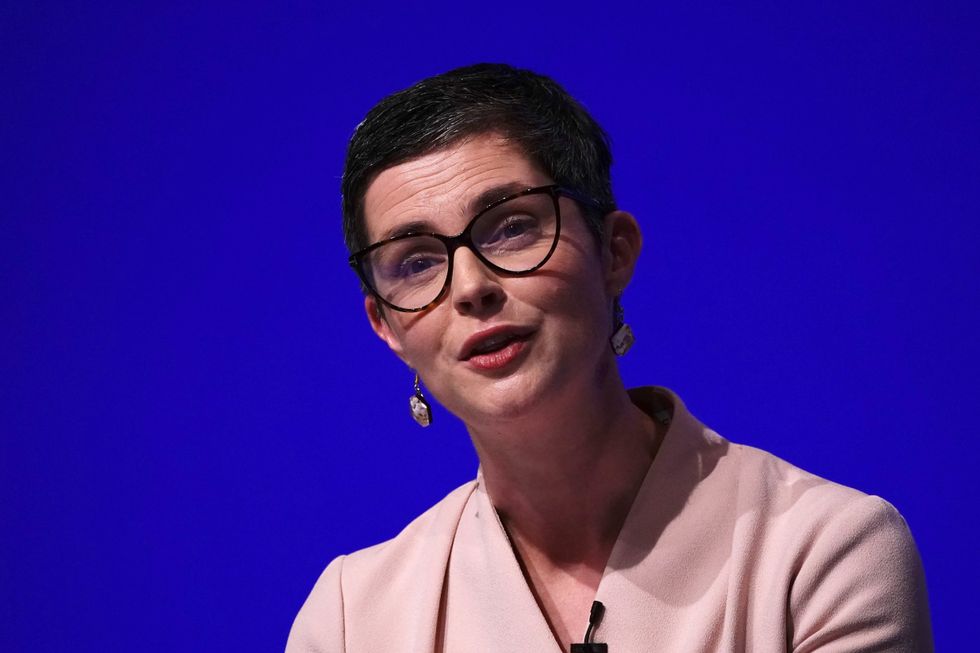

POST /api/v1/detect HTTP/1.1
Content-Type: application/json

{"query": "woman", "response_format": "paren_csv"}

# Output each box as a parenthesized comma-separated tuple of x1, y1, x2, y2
(287, 64, 932, 652)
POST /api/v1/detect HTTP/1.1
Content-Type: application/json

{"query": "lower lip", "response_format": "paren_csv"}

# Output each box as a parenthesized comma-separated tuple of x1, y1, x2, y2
(466, 337, 530, 371)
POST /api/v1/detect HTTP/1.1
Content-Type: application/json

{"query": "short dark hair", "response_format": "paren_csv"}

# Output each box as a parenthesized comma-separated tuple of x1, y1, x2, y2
(341, 63, 616, 255)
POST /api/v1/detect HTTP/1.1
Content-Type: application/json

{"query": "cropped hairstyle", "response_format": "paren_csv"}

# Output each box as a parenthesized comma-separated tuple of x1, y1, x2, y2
(341, 63, 616, 255)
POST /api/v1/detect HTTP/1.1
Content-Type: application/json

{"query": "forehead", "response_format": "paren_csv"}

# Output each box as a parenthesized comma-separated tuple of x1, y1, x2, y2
(362, 134, 551, 242)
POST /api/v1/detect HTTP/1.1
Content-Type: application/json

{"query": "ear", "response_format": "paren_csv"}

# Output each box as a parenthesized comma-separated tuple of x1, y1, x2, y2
(365, 296, 408, 363)
(602, 210, 643, 295)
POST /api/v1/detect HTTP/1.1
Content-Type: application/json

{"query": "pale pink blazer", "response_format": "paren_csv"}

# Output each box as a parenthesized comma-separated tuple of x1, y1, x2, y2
(287, 388, 933, 652)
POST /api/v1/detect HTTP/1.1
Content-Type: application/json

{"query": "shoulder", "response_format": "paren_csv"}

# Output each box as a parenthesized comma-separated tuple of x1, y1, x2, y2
(726, 439, 869, 523)
(722, 438, 915, 561)
(285, 480, 477, 652)
(341, 478, 477, 582)
(645, 384, 933, 649)
(721, 441, 933, 650)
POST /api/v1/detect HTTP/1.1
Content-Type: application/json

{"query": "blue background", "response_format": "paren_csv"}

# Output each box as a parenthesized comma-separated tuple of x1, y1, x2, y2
(2, 2, 977, 650)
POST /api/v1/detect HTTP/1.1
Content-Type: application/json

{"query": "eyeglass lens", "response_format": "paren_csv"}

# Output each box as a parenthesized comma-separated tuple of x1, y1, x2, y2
(361, 191, 559, 311)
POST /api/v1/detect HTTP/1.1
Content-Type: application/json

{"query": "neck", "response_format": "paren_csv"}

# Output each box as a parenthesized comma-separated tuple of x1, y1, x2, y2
(469, 375, 663, 564)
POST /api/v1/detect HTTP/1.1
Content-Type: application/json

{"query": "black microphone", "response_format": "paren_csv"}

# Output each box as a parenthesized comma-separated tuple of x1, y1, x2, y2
(570, 601, 608, 653)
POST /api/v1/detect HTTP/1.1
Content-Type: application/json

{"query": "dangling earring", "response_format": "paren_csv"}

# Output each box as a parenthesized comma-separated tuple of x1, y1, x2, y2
(409, 372, 432, 427)
(610, 296, 634, 356)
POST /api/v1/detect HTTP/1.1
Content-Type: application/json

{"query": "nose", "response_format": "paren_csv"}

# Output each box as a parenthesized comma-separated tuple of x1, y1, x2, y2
(450, 247, 505, 316)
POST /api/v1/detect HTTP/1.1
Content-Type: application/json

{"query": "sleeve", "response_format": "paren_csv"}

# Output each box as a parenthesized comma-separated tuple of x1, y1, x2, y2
(285, 555, 346, 653)
(789, 495, 933, 653)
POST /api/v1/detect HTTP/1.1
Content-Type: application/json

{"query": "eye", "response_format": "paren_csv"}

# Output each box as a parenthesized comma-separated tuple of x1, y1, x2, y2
(399, 254, 439, 277)
(485, 214, 539, 244)
(502, 218, 530, 238)
(369, 235, 447, 283)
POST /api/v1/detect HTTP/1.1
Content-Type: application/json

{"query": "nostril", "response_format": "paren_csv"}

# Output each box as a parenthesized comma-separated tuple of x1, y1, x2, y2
(475, 288, 504, 310)
(452, 277, 505, 316)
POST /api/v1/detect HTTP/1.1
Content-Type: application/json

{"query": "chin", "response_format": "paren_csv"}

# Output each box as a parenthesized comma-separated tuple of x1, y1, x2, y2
(453, 369, 565, 425)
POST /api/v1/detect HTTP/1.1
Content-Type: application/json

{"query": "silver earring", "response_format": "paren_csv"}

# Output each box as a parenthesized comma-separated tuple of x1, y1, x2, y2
(409, 372, 432, 427)
(610, 297, 634, 356)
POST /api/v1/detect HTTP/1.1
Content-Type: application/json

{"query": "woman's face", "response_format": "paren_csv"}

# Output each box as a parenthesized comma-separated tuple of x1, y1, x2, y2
(361, 133, 639, 431)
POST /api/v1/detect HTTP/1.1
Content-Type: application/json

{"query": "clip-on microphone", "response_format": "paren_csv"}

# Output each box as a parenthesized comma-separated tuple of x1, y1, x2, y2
(570, 600, 607, 653)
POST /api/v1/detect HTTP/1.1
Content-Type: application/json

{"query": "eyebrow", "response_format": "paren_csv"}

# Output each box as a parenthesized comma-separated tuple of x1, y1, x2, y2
(375, 181, 540, 242)
(379, 220, 437, 241)
(470, 182, 534, 214)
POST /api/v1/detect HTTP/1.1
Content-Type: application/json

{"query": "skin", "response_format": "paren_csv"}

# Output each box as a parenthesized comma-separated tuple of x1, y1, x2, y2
(362, 133, 662, 650)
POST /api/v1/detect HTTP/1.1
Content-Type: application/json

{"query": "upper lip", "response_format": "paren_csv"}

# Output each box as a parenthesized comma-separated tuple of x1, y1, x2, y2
(459, 324, 535, 360)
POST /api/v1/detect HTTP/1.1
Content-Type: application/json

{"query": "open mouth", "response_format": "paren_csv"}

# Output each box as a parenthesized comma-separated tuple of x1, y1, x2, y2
(461, 327, 535, 362)
(468, 332, 528, 357)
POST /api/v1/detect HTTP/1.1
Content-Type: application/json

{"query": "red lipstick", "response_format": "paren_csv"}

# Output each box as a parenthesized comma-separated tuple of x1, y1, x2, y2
(460, 325, 534, 371)
(467, 338, 529, 370)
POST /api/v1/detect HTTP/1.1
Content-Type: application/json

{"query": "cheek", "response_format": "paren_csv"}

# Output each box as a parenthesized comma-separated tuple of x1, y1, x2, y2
(385, 311, 448, 370)
(520, 271, 611, 344)
(538, 251, 609, 317)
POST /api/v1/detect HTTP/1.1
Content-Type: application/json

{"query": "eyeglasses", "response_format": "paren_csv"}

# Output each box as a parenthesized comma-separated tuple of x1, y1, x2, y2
(349, 184, 597, 312)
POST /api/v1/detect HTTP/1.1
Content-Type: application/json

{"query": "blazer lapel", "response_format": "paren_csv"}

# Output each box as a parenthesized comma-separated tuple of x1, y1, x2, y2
(593, 388, 737, 652)
(440, 473, 563, 652)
